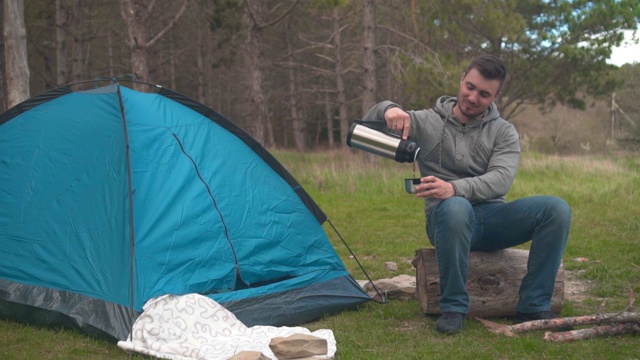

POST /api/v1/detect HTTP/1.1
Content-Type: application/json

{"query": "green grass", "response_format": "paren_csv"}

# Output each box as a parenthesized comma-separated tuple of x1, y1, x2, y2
(1, 150, 639, 359)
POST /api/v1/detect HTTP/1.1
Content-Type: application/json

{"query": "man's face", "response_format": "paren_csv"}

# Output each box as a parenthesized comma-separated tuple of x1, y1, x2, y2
(456, 68, 501, 121)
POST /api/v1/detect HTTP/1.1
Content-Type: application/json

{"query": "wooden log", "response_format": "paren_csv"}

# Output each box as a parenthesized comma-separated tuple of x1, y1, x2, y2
(413, 248, 564, 318)
(543, 323, 640, 342)
(477, 310, 640, 337)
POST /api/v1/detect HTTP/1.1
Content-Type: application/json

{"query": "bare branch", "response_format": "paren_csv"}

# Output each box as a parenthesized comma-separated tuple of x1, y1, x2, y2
(613, 102, 637, 127)
(476, 289, 639, 338)
(146, 0, 190, 49)
(544, 323, 640, 343)
(261, 0, 299, 29)
(244, 0, 299, 30)
(377, 25, 437, 56)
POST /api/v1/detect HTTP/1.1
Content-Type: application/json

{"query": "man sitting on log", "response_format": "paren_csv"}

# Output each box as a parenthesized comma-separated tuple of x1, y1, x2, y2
(362, 54, 572, 335)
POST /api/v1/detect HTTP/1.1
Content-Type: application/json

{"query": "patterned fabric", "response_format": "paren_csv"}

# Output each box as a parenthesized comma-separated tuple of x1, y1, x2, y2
(117, 293, 335, 359)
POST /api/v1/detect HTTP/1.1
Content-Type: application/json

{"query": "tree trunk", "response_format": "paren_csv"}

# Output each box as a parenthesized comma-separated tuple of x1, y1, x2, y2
(361, 0, 376, 115)
(107, 30, 115, 77)
(324, 88, 335, 148)
(285, 20, 305, 151)
(119, 0, 188, 91)
(69, 0, 85, 83)
(361, 0, 377, 163)
(120, 0, 150, 88)
(4, 0, 30, 108)
(332, 7, 349, 148)
(195, 0, 211, 104)
(413, 248, 565, 318)
(169, 33, 176, 90)
(243, 0, 267, 144)
(0, 34, 6, 114)
(55, 0, 69, 86)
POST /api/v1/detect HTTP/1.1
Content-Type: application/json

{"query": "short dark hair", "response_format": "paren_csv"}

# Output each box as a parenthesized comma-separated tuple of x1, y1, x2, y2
(465, 54, 507, 93)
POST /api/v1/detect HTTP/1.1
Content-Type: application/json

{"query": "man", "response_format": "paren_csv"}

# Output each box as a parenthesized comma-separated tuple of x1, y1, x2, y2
(363, 54, 571, 334)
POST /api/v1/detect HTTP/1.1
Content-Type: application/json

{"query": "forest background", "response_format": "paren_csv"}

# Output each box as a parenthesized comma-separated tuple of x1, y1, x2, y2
(1, 0, 640, 154)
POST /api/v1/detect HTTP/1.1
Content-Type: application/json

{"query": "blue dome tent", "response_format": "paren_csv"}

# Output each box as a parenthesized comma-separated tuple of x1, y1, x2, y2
(0, 81, 370, 341)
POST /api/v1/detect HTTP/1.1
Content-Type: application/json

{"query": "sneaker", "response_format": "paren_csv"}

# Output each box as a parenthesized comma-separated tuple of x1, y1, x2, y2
(436, 312, 465, 334)
(514, 311, 573, 331)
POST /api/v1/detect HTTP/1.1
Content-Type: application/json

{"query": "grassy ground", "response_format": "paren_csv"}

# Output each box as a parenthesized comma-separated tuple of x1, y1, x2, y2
(1, 150, 639, 359)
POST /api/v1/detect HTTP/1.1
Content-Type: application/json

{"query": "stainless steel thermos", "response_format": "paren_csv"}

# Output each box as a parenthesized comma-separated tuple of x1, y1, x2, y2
(346, 120, 420, 163)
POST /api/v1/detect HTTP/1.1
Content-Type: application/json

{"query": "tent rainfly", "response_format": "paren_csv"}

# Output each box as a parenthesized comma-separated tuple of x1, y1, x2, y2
(0, 82, 370, 341)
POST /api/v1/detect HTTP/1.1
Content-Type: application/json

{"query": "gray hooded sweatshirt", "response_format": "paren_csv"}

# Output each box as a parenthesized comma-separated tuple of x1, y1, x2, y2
(364, 96, 520, 216)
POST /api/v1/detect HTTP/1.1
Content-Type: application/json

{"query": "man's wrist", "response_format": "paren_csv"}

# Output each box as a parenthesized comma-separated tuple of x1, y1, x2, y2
(449, 181, 458, 196)
(383, 103, 400, 115)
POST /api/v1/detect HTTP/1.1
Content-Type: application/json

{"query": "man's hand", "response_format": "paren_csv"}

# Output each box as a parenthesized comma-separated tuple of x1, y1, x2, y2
(416, 176, 455, 199)
(384, 107, 411, 140)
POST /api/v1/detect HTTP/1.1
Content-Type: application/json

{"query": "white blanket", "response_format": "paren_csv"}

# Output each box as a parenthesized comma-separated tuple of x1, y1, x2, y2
(117, 294, 336, 360)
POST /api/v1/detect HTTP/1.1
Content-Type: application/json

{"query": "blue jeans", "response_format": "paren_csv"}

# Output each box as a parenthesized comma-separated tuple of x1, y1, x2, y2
(426, 196, 571, 314)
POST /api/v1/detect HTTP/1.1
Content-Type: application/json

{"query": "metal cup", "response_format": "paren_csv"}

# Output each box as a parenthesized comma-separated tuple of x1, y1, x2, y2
(404, 178, 421, 194)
